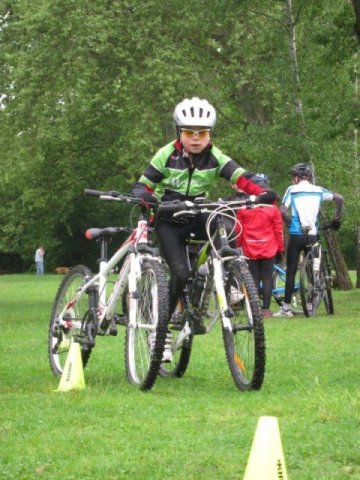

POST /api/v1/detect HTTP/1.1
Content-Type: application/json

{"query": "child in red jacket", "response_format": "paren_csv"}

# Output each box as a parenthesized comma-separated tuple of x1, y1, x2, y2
(235, 174, 284, 318)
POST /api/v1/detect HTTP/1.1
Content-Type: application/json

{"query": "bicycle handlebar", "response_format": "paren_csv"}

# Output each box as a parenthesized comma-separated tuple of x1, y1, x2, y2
(156, 197, 262, 218)
(84, 189, 140, 204)
(84, 189, 267, 217)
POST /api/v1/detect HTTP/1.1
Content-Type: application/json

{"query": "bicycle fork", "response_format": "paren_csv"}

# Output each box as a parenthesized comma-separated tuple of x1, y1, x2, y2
(212, 257, 233, 332)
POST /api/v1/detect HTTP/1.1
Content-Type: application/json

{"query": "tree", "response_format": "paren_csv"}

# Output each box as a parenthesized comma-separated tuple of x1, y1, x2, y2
(0, 0, 358, 277)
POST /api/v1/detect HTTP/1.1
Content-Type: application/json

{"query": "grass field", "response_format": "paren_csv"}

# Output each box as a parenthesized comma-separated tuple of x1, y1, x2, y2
(0, 273, 359, 479)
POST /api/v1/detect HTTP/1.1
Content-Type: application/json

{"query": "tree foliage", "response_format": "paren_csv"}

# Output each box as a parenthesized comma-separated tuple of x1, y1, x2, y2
(0, 0, 359, 276)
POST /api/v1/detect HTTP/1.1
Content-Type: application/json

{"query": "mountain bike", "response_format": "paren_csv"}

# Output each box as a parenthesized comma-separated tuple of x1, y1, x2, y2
(48, 190, 169, 391)
(272, 262, 303, 315)
(299, 228, 334, 317)
(156, 198, 266, 391)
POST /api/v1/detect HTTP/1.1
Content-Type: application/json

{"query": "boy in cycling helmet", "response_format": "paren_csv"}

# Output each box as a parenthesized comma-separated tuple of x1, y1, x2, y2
(273, 162, 344, 317)
(133, 97, 277, 333)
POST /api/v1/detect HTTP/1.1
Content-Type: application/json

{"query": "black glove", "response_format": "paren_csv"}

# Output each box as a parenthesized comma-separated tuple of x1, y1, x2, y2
(257, 189, 278, 204)
(140, 191, 158, 209)
(330, 219, 341, 231)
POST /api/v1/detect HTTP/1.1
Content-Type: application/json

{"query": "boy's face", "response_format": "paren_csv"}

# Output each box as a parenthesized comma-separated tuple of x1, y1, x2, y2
(180, 127, 211, 154)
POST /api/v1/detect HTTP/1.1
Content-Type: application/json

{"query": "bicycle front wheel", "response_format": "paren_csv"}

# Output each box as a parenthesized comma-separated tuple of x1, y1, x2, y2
(222, 260, 265, 391)
(48, 265, 98, 376)
(125, 258, 169, 391)
(159, 295, 194, 378)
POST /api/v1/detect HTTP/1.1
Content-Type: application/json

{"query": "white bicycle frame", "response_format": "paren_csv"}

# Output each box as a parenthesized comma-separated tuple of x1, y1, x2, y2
(56, 198, 160, 335)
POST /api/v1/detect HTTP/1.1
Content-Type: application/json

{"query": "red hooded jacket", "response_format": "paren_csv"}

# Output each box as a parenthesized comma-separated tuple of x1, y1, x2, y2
(236, 205, 284, 260)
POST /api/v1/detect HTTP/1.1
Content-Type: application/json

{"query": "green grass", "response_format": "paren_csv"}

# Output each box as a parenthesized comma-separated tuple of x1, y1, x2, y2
(0, 274, 360, 479)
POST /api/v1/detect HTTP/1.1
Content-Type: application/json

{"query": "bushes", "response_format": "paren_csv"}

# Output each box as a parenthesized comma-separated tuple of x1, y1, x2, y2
(0, 252, 26, 274)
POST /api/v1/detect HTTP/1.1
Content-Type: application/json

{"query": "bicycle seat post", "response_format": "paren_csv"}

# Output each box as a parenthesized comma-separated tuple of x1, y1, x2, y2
(98, 237, 109, 264)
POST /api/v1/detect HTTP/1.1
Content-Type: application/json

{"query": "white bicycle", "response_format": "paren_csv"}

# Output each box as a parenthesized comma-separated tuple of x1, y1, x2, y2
(48, 190, 169, 391)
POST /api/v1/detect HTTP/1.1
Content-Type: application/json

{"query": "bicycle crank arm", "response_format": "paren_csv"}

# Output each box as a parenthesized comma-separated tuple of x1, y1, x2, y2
(173, 323, 192, 351)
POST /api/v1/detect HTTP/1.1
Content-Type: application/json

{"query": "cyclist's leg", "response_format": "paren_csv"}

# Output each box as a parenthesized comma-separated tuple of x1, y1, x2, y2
(155, 221, 191, 317)
(259, 258, 275, 311)
(284, 236, 305, 304)
(274, 236, 303, 316)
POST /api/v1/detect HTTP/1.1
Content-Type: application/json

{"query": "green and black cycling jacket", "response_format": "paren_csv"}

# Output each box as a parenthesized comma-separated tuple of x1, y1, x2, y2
(132, 139, 258, 202)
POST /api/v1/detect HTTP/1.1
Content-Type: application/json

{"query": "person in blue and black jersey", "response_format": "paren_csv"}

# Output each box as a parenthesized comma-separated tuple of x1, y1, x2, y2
(132, 97, 277, 334)
(273, 163, 344, 318)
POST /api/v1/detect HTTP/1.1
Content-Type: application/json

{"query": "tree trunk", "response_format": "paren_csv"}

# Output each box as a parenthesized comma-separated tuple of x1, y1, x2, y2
(352, 0, 360, 40)
(355, 226, 360, 288)
(352, 51, 360, 287)
(284, 0, 303, 118)
(323, 228, 353, 290)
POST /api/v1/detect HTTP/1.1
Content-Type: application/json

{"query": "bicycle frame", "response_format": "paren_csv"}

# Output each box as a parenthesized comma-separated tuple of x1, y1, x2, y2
(272, 263, 301, 301)
(56, 203, 158, 336)
(171, 202, 252, 341)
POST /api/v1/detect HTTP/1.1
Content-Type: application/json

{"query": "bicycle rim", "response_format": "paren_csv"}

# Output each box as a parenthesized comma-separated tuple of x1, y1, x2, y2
(125, 259, 169, 390)
(300, 252, 316, 317)
(48, 265, 98, 376)
(319, 262, 334, 315)
(222, 261, 265, 391)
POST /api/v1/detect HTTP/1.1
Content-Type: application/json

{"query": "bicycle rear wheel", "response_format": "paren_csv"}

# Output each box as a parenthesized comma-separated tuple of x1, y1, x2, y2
(222, 260, 265, 391)
(48, 265, 98, 376)
(300, 251, 322, 317)
(159, 295, 194, 378)
(320, 259, 334, 314)
(125, 258, 169, 391)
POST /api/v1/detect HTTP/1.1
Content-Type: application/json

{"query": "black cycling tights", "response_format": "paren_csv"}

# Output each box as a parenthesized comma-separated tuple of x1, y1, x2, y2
(285, 234, 317, 304)
(247, 258, 275, 310)
(155, 215, 210, 317)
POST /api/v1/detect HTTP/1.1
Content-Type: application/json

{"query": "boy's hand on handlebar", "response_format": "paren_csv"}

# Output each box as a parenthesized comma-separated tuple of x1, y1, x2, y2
(139, 192, 158, 209)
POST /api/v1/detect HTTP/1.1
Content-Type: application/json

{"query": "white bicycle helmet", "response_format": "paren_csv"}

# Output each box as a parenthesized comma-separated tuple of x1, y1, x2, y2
(173, 97, 217, 129)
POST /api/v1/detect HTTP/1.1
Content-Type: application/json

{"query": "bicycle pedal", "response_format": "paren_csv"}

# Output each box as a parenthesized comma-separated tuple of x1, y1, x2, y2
(192, 324, 207, 335)
(75, 335, 95, 348)
(114, 314, 128, 326)
(109, 326, 118, 336)
(170, 324, 182, 331)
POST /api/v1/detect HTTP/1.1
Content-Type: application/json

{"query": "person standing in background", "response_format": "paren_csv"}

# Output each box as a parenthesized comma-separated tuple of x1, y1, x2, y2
(35, 246, 45, 275)
(234, 174, 284, 318)
(274, 163, 344, 317)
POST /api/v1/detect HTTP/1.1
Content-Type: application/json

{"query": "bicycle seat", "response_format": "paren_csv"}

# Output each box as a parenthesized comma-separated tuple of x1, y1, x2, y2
(85, 227, 129, 240)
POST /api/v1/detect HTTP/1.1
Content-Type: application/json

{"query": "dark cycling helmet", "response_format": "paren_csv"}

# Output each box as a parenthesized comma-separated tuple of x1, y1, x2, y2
(250, 173, 270, 188)
(290, 163, 312, 179)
